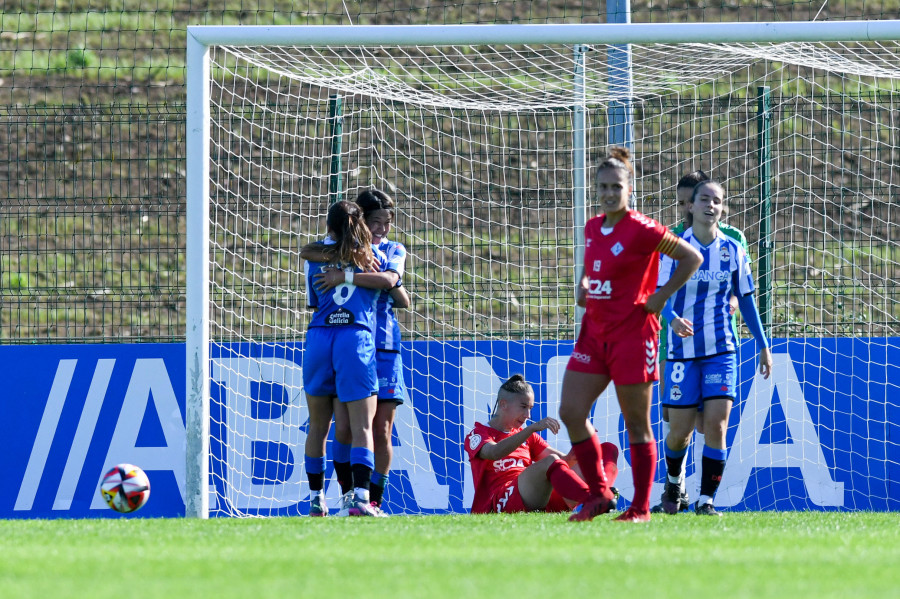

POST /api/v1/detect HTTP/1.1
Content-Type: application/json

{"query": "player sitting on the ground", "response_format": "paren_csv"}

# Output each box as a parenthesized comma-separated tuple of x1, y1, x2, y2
(464, 374, 619, 514)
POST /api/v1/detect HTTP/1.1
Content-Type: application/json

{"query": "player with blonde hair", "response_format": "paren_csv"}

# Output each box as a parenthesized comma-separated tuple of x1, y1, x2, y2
(465, 374, 619, 514)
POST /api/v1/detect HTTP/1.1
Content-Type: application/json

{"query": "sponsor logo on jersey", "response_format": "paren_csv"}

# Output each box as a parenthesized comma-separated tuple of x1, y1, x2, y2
(611, 242, 624, 256)
(586, 237, 592, 247)
(593, 259, 601, 272)
(468, 433, 482, 451)
(326, 308, 354, 325)
(571, 351, 591, 364)
(691, 270, 730, 282)
(587, 279, 612, 297)
(493, 457, 526, 472)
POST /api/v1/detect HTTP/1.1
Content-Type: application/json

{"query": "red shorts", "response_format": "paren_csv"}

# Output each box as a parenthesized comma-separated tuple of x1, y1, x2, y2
(490, 480, 528, 514)
(567, 319, 660, 384)
(544, 490, 571, 513)
(491, 483, 573, 514)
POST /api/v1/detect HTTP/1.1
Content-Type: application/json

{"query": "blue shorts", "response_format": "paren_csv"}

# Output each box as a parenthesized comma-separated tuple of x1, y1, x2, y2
(376, 350, 407, 404)
(662, 352, 737, 408)
(303, 327, 377, 402)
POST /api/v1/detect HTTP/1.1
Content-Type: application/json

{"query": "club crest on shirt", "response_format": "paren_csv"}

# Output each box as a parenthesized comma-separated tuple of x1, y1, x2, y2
(720, 245, 731, 261)
(468, 433, 482, 451)
(611, 242, 624, 256)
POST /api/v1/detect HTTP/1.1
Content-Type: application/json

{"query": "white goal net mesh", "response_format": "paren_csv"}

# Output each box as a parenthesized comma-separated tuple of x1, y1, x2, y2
(202, 37, 900, 516)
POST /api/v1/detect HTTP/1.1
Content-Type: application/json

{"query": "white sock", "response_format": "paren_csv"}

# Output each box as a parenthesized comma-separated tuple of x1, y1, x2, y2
(354, 487, 370, 502)
(698, 494, 713, 506)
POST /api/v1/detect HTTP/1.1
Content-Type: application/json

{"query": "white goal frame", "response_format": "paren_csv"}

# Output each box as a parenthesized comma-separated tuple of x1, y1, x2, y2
(185, 20, 900, 518)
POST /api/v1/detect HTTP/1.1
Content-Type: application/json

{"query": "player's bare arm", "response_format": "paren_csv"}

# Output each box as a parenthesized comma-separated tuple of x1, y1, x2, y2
(314, 268, 400, 292)
(302, 244, 380, 271)
(759, 347, 773, 379)
(478, 417, 560, 461)
(389, 284, 410, 308)
(645, 237, 702, 314)
(670, 316, 694, 338)
(575, 269, 588, 307)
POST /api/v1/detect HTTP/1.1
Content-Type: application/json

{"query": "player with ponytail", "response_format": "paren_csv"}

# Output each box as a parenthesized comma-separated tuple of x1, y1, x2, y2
(559, 147, 702, 522)
(301, 200, 388, 517)
(464, 374, 619, 514)
(304, 188, 411, 515)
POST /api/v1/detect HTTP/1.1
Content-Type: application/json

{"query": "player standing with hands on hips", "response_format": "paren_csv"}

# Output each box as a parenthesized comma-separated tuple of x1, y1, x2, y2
(657, 180, 772, 516)
(559, 147, 702, 522)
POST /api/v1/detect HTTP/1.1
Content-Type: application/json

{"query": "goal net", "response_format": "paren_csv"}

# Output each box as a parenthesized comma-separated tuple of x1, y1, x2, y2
(186, 23, 900, 517)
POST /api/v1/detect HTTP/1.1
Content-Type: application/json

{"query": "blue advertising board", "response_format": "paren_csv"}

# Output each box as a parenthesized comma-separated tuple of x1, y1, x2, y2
(2, 339, 897, 518)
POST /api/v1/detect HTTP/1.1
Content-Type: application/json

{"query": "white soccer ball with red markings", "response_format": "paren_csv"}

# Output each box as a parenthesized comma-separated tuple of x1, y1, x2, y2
(100, 464, 151, 513)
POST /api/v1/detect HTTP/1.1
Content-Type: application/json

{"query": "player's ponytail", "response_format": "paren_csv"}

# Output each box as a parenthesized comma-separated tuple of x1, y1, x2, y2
(499, 374, 532, 396)
(491, 374, 534, 417)
(327, 200, 374, 270)
(596, 145, 635, 178)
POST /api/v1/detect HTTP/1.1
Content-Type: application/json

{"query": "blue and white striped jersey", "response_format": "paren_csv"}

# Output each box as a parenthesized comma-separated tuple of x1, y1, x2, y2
(305, 243, 388, 334)
(658, 228, 755, 360)
(374, 238, 407, 351)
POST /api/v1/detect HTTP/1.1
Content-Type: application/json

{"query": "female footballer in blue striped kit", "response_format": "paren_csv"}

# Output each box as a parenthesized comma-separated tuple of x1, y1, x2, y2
(657, 180, 773, 516)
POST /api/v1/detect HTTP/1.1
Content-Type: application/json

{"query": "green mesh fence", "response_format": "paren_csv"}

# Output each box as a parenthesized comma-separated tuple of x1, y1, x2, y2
(1, 1, 899, 343)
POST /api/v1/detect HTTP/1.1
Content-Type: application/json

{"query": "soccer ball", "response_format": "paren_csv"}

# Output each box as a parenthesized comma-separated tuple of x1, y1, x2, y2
(100, 464, 151, 513)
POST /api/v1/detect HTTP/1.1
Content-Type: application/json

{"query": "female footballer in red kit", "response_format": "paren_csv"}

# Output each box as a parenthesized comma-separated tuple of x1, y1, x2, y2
(560, 147, 702, 522)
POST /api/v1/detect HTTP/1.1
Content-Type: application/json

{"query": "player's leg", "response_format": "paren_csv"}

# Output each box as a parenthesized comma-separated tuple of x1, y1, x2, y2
(695, 399, 730, 516)
(331, 399, 354, 515)
(517, 455, 590, 511)
(304, 394, 334, 516)
(371, 401, 397, 507)
(558, 367, 617, 505)
(301, 327, 336, 516)
(614, 381, 655, 521)
(694, 353, 737, 516)
(370, 350, 405, 508)
(334, 329, 383, 517)
(661, 406, 695, 513)
(344, 394, 379, 515)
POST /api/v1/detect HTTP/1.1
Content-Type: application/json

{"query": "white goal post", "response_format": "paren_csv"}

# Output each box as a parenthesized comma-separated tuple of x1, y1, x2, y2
(186, 22, 900, 518)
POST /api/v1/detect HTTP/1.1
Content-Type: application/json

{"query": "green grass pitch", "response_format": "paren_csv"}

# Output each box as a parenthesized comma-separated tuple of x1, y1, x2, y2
(1, 512, 896, 598)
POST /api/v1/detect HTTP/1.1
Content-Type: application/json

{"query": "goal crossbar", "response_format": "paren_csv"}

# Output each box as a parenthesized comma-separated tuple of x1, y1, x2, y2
(186, 20, 900, 47)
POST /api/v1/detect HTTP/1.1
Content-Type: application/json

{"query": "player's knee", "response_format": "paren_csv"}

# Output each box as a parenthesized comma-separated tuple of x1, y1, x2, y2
(558, 401, 584, 427)
(373, 427, 392, 449)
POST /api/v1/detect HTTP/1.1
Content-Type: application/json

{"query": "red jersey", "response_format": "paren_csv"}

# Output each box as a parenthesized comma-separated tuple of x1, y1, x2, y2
(582, 209, 677, 337)
(464, 422, 549, 514)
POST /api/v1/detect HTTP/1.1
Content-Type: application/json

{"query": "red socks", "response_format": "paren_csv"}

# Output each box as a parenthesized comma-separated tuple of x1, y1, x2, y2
(600, 442, 619, 486)
(546, 459, 590, 504)
(570, 434, 610, 496)
(629, 441, 657, 513)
